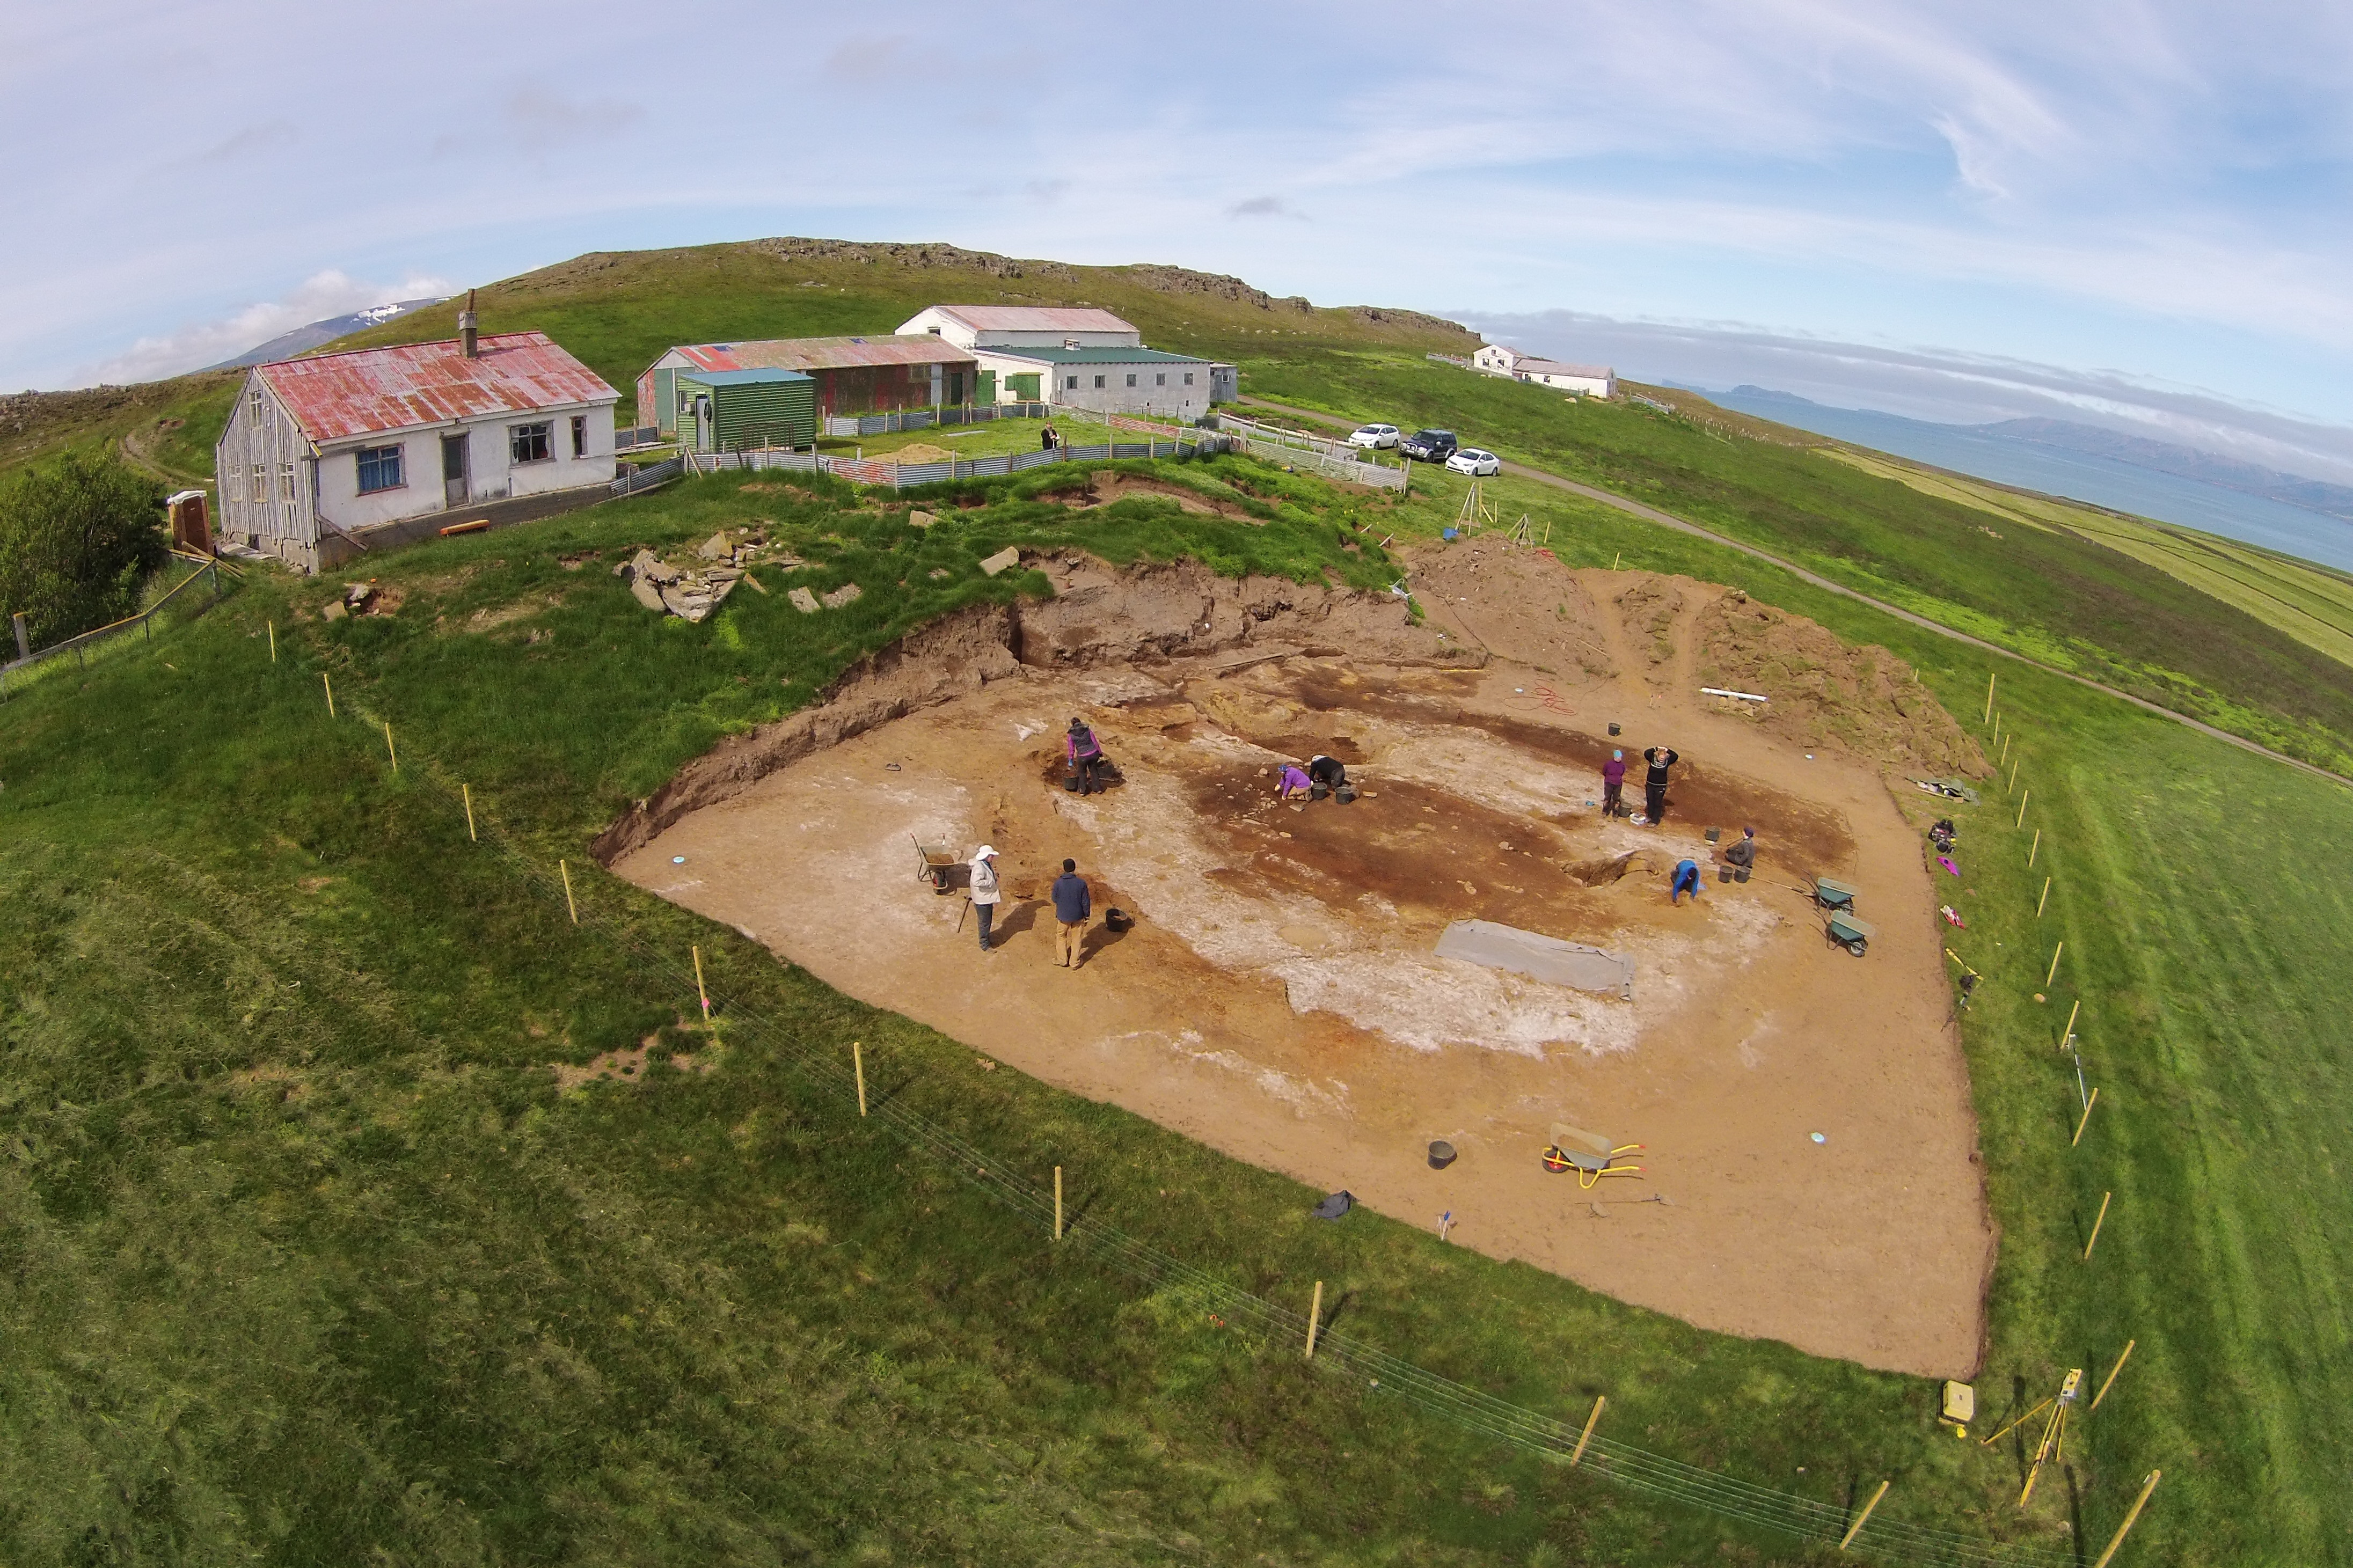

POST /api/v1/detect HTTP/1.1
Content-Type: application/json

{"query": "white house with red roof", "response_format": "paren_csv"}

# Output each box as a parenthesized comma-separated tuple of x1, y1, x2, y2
(1471, 343, 1615, 398)
(214, 300, 618, 571)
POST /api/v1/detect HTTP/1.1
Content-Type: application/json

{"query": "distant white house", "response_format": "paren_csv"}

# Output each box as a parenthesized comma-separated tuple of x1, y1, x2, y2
(896, 304, 1143, 351)
(1473, 343, 1615, 398)
(214, 305, 617, 573)
(896, 303, 1234, 416)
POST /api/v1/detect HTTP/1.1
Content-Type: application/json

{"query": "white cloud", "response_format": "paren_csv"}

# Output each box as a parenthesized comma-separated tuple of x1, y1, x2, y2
(71, 269, 454, 387)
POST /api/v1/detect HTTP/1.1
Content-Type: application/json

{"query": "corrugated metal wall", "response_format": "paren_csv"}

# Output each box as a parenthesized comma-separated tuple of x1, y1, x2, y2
(678, 375, 817, 451)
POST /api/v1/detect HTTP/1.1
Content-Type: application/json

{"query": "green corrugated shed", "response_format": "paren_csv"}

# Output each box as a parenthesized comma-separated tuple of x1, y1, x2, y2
(676, 368, 817, 451)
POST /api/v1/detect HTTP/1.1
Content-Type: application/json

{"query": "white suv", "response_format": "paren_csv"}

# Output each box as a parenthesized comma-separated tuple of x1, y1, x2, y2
(1348, 423, 1400, 449)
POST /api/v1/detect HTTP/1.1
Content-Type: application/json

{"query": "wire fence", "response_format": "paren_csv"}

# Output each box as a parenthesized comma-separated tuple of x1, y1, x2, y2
(243, 633, 2111, 1568)
(1206, 413, 1409, 489)
(1, 553, 231, 700)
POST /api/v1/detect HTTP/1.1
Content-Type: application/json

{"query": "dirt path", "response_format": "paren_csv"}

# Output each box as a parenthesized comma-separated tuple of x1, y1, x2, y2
(1240, 395, 2353, 791)
(611, 546, 1994, 1376)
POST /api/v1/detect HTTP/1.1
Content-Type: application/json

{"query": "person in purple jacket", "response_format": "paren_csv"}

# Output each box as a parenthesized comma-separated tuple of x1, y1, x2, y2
(1067, 717, 1106, 794)
(1601, 749, 1627, 816)
(1276, 762, 1314, 798)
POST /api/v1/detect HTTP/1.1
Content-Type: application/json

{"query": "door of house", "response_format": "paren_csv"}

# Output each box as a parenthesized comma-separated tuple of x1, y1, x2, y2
(694, 394, 713, 451)
(441, 434, 469, 508)
(946, 370, 964, 407)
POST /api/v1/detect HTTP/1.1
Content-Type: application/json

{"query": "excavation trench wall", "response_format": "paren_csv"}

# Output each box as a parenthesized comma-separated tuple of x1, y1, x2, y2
(591, 556, 1475, 864)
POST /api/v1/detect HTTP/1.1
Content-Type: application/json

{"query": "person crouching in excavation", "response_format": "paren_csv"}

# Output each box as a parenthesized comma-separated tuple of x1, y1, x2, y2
(1276, 761, 1314, 799)
(1669, 856, 1704, 905)
(1602, 749, 1627, 817)
(1642, 744, 1679, 825)
(1068, 718, 1107, 795)
(970, 845, 1002, 952)
(1050, 858, 1091, 969)
(1723, 826, 1758, 879)
(1307, 754, 1347, 796)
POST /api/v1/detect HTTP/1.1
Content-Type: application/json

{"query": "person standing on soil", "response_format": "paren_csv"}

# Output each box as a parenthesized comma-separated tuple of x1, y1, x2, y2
(1642, 745, 1679, 825)
(1068, 719, 1107, 795)
(970, 846, 1003, 952)
(1050, 858, 1092, 969)
(1670, 857, 1704, 905)
(1602, 750, 1627, 817)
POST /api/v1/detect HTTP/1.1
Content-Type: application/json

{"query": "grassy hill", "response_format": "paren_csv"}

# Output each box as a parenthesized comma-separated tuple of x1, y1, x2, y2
(9, 239, 2353, 1563)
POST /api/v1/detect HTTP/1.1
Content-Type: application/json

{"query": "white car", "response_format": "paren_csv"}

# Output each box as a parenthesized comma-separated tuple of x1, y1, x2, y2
(1347, 423, 1400, 449)
(1445, 447, 1501, 476)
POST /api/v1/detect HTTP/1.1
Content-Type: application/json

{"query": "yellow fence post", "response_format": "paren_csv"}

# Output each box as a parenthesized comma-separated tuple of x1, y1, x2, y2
(560, 860, 578, 925)
(2037, 877, 2052, 918)
(2047, 941, 2065, 986)
(2089, 1338, 2135, 1410)
(462, 783, 477, 841)
(2089, 1471, 2161, 1568)
(1984, 670, 1996, 724)
(321, 671, 334, 717)
(853, 1041, 867, 1116)
(2028, 829, 2040, 867)
(2073, 1087, 2100, 1146)
(1838, 1479, 1890, 1551)
(1569, 1394, 1607, 1467)
(384, 720, 398, 773)
(1304, 1281, 1324, 1360)
(2084, 1191, 2112, 1260)
(1054, 1166, 1064, 1241)
(2016, 788, 2030, 828)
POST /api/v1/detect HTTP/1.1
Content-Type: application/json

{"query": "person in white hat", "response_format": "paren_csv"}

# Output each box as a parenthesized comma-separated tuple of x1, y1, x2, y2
(969, 845, 1002, 952)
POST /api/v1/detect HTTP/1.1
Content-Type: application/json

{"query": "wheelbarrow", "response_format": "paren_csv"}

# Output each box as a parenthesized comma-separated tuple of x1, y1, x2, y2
(1813, 875, 1859, 912)
(1541, 1121, 1646, 1190)
(911, 837, 964, 894)
(1825, 909, 1875, 957)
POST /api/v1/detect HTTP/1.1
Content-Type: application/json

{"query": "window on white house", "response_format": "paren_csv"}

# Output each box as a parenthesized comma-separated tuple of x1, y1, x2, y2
(247, 390, 263, 420)
(510, 423, 552, 464)
(279, 464, 295, 501)
(250, 465, 265, 502)
(1065, 375, 1080, 390)
(1124, 373, 1137, 387)
(571, 415, 587, 458)
(1156, 373, 1166, 386)
(1185, 372, 1195, 385)
(1093, 375, 1106, 389)
(356, 445, 404, 494)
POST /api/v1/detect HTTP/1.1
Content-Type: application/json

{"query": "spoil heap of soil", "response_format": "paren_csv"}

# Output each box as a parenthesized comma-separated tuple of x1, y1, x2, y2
(1694, 594, 1989, 778)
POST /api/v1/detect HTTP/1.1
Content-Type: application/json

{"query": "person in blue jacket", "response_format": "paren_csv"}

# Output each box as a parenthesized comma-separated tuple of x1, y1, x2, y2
(1669, 857, 1704, 905)
(1050, 858, 1092, 968)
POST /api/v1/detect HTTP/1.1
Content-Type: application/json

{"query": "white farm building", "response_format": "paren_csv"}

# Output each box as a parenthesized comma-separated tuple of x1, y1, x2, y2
(1472, 344, 1615, 398)
(214, 307, 617, 573)
(896, 304, 1237, 417)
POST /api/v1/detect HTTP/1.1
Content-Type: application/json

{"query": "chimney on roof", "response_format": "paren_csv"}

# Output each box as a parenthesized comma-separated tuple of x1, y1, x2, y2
(459, 289, 478, 358)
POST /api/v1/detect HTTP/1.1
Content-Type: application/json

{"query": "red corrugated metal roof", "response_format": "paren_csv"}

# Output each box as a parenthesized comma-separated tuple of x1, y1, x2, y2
(676, 335, 975, 373)
(258, 333, 617, 443)
(930, 305, 1136, 333)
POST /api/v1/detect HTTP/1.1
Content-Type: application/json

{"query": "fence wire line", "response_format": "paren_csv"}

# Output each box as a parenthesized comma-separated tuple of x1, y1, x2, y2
(284, 656, 2077, 1568)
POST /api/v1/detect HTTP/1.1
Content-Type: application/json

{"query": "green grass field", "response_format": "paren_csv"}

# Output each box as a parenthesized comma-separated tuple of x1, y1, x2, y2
(9, 237, 2353, 1563)
(5, 449, 2350, 1564)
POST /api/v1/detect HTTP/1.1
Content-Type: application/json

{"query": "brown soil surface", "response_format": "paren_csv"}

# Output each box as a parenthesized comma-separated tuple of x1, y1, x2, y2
(1069, 472, 1255, 519)
(610, 539, 1994, 1376)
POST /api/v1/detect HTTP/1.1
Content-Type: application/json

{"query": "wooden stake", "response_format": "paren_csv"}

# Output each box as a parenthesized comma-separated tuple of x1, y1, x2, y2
(693, 944, 710, 1019)
(852, 1041, 867, 1116)
(1569, 1394, 1606, 1467)
(1611, 551, 1621, 570)
(2009, 757, 2021, 791)
(2047, 941, 2065, 986)
(462, 783, 477, 841)
(384, 720, 398, 773)
(2015, 788, 2030, 829)
(268, 620, 276, 662)
(2037, 876, 2051, 918)
(560, 859, 578, 925)
(1304, 1280, 1323, 1359)
(2083, 1190, 2111, 1260)
(2073, 1087, 2100, 1146)
(1054, 1166, 1064, 1240)
(2089, 1471, 2161, 1568)
(321, 671, 334, 717)
(2089, 1337, 2135, 1410)
(2062, 998, 2081, 1047)
(1838, 1479, 1890, 1551)
(1999, 733, 2009, 768)
(2028, 829, 2040, 867)
(1984, 670, 1996, 724)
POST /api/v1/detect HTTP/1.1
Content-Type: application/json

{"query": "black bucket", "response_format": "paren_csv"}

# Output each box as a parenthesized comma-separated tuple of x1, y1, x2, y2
(1734, 867, 1751, 883)
(1334, 784, 1357, 804)
(1310, 782, 1330, 801)
(1608, 722, 1622, 736)
(1428, 1140, 1457, 1170)
(1104, 907, 1133, 932)
(1719, 866, 1734, 883)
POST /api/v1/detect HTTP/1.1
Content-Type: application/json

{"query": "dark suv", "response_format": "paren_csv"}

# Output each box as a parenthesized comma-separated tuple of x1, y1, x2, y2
(1400, 428, 1458, 461)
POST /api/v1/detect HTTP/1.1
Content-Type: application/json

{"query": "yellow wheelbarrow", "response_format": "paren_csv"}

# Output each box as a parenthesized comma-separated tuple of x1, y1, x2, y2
(1542, 1122, 1646, 1189)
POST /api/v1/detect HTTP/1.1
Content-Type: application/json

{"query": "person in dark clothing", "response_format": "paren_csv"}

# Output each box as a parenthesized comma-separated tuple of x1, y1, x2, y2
(1308, 754, 1346, 793)
(1601, 749, 1627, 816)
(1723, 826, 1757, 874)
(1040, 424, 1059, 452)
(1050, 858, 1092, 969)
(1642, 745, 1679, 825)
(1068, 718, 1106, 794)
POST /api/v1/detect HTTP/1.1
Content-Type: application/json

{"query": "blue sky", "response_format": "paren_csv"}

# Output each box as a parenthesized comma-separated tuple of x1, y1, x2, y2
(8, 0, 2350, 474)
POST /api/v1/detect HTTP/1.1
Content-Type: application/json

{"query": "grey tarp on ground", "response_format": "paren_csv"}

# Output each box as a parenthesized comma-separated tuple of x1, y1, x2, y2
(1434, 919, 1635, 1000)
